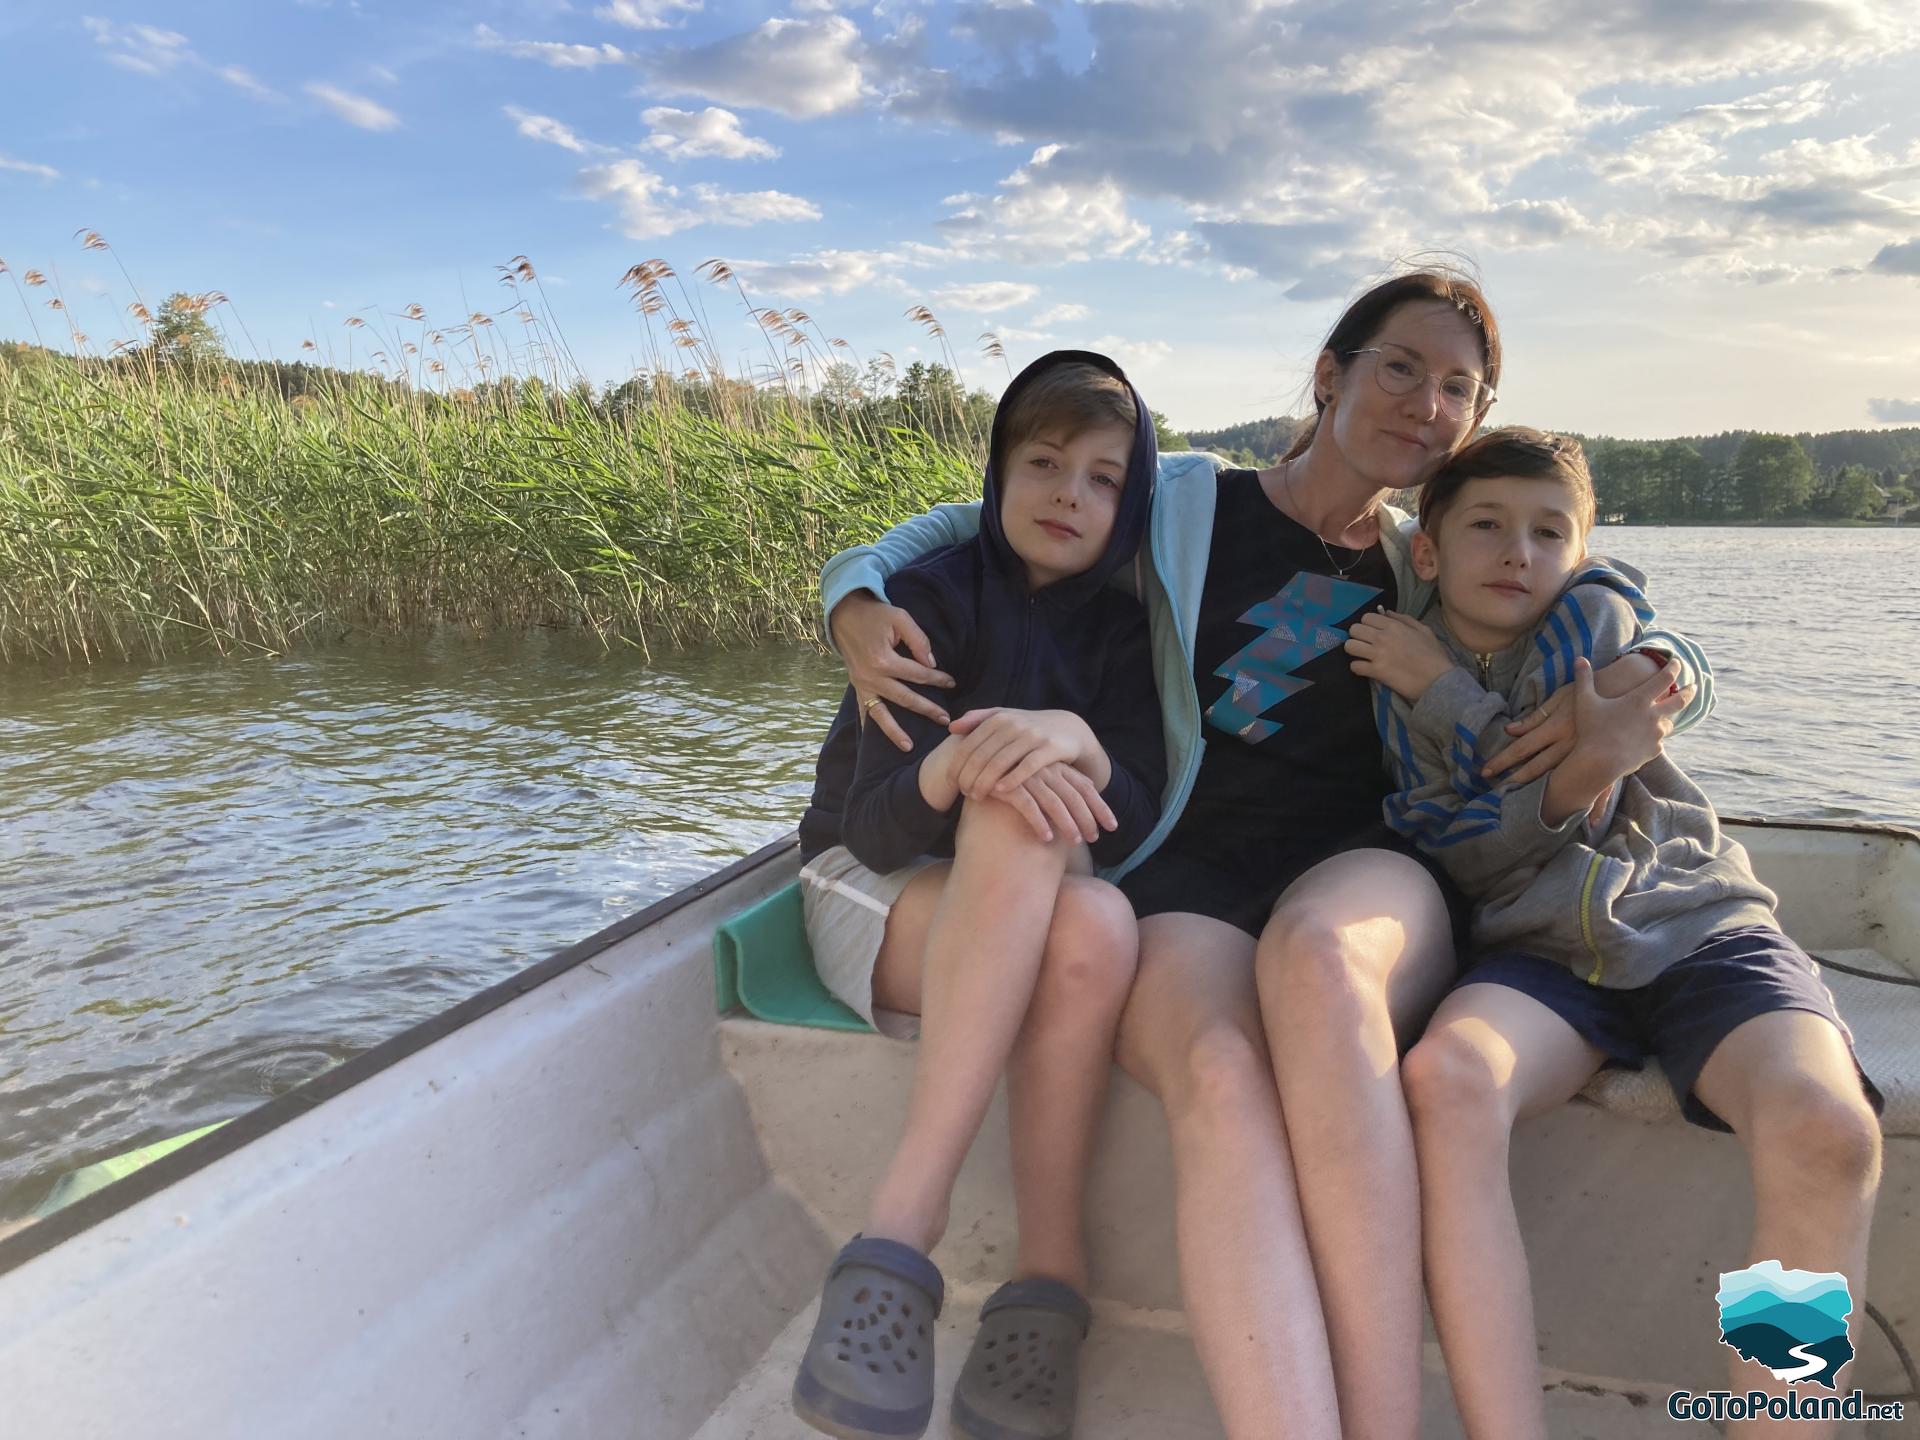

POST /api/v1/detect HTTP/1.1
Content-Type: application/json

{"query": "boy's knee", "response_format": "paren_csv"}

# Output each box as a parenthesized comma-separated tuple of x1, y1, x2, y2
(1037, 878, 1139, 1005)
(1402, 1030, 1508, 1134)
(953, 792, 1075, 864)
(1169, 1023, 1276, 1124)
(1749, 1075, 1882, 1196)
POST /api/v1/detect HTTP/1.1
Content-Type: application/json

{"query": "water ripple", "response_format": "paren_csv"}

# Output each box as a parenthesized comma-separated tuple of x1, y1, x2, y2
(1, 529, 1916, 1213)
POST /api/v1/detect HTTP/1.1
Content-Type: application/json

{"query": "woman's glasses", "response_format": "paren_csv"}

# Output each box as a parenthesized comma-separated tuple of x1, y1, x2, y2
(1347, 342, 1495, 423)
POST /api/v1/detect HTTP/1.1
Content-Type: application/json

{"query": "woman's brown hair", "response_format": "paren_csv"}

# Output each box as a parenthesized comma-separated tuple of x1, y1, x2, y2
(1282, 263, 1501, 461)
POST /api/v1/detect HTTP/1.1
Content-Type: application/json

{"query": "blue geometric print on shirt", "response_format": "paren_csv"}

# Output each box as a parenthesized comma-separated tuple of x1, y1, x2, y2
(1206, 573, 1383, 743)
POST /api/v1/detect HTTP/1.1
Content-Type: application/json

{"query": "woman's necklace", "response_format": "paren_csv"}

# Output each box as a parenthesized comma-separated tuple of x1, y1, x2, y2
(1280, 459, 1376, 579)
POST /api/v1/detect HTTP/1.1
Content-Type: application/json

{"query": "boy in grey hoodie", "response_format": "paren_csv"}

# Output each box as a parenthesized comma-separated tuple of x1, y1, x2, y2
(1345, 427, 1882, 1439)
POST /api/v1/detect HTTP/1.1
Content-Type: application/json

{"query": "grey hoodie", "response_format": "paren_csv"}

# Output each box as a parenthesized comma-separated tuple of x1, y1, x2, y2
(1376, 559, 1775, 988)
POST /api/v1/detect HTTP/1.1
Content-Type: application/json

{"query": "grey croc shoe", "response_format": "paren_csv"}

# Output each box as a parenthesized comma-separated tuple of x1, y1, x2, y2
(949, 1277, 1093, 1440)
(793, 1236, 945, 1440)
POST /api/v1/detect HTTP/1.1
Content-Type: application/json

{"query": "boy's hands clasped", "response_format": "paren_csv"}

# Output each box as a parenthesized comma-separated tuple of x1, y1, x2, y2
(923, 707, 1116, 846)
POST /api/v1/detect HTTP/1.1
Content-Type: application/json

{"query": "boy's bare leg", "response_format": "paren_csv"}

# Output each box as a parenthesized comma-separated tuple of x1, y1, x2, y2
(1691, 1011, 1883, 1440)
(1115, 913, 1342, 1440)
(1401, 984, 1608, 1440)
(862, 797, 1077, 1252)
(1004, 874, 1140, 1290)
(1255, 849, 1458, 1440)
(871, 863, 1139, 1290)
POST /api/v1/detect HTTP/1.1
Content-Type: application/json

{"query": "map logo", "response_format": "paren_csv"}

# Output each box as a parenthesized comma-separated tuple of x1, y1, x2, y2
(1716, 1260, 1854, 1392)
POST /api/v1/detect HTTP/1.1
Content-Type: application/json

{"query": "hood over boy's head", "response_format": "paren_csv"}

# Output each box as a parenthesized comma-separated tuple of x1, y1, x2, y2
(980, 349, 1158, 603)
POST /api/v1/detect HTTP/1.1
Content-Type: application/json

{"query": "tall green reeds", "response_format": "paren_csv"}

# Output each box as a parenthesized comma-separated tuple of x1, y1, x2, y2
(0, 253, 987, 663)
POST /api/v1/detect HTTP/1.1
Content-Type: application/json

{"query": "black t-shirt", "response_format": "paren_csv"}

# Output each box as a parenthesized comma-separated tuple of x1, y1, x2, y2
(1156, 468, 1398, 870)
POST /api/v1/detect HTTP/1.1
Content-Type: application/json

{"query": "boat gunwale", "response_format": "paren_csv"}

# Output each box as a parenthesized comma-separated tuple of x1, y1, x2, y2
(2, 815, 1912, 1279)
(0, 833, 800, 1281)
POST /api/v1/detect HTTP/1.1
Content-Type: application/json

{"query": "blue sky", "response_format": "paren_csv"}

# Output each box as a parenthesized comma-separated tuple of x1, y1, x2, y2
(4, 0, 1919, 436)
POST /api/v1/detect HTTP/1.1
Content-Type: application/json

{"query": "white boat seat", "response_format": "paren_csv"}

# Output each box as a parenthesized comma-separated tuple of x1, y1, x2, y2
(1577, 947, 1920, 1136)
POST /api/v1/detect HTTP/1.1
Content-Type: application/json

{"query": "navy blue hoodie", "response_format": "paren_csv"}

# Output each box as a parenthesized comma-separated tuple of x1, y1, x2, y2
(798, 350, 1166, 874)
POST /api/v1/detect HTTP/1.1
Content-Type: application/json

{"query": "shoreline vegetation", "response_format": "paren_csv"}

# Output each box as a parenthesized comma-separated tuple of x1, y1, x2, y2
(2, 242, 1915, 664)
(1, 251, 998, 664)
(1188, 418, 1919, 528)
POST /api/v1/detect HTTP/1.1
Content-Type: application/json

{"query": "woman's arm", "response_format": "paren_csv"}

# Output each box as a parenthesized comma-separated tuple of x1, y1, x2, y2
(821, 503, 982, 751)
(1483, 626, 1709, 785)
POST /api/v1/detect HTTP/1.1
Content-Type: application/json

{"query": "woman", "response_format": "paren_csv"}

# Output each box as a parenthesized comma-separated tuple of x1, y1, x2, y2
(821, 269, 1704, 1438)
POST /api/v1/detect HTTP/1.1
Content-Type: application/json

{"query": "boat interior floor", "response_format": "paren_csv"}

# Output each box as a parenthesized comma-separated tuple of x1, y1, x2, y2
(691, 1278, 1687, 1440)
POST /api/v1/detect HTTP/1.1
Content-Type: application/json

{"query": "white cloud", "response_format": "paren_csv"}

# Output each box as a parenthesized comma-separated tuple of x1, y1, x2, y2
(641, 106, 778, 161)
(596, 0, 701, 29)
(0, 153, 60, 180)
(306, 84, 401, 131)
(878, 0, 1920, 291)
(578, 158, 819, 237)
(697, 184, 821, 224)
(1033, 302, 1089, 325)
(83, 18, 279, 101)
(84, 18, 193, 75)
(216, 65, 278, 100)
(1086, 336, 1173, 372)
(1868, 397, 1920, 421)
(505, 106, 600, 153)
(473, 24, 628, 68)
(937, 146, 1150, 264)
(732, 249, 901, 297)
(1869, 237, 1920, 275)
(640, 16, 867, 119)
(931, 280, 1040, 313)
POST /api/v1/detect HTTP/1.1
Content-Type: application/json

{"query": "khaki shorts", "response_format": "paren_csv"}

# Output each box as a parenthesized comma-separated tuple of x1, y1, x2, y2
(800, 846, 944, 1039)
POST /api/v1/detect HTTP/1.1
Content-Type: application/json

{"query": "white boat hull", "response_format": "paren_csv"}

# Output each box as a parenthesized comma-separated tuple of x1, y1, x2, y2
(0, 821, 1914, 1438)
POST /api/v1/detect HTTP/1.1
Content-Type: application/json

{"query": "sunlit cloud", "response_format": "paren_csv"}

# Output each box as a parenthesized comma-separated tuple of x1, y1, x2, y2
(641, 106, 777, 161)
(306, 83, 401, 131)
(578, 158, 819, 237)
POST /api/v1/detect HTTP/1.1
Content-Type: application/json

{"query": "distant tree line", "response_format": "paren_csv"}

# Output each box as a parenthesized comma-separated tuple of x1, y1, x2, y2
(1570, 431, 1914, 522)
(1182, 410, 1916, 523)
(7, 305, 1912, 524)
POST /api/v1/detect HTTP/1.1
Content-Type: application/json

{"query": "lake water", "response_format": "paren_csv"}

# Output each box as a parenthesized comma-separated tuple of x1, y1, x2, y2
(2, 526, 1916, 1216)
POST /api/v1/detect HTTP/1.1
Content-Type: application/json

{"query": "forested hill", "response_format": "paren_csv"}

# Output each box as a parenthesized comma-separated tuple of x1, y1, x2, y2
(1670, 427, 1920, 475)
(1178, 413, 1919, 522)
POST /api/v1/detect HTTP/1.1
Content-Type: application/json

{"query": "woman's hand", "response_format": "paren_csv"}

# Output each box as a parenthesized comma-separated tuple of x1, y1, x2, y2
(1344, 609, 1454, 702)
(984, 761, 1116, 846)
(946, 708, 1107, 797)
(1539, 657, 1694, 822)
(828, 592, 955, 751)
(1487, 653, 1691, 785)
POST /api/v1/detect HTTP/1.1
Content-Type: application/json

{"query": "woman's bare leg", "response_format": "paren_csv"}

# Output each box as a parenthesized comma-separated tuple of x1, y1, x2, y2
(861, 798, 1077, 1251)
(1115, 912, 1340, 1440)
(1255, 849, 1457, 1440)
(1401, 984, 1607, 1440)
(1691, 1011, 1882, 1440)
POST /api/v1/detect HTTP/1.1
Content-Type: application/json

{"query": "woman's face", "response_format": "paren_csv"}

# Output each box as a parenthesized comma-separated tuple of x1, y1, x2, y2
(1316, 300, 1487, 491)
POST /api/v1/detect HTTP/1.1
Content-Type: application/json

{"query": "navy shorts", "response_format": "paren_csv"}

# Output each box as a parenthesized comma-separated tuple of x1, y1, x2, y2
(1459, 924, 1883, 1132)
(1120, 822, 1472, 942)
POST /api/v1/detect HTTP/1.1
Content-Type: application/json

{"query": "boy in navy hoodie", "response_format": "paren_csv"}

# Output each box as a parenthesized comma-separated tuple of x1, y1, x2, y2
(792, 352, 1165, 1440)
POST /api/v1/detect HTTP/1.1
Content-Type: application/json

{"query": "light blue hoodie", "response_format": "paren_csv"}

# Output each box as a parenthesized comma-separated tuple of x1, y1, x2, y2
(822, 452, 1713, 882)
